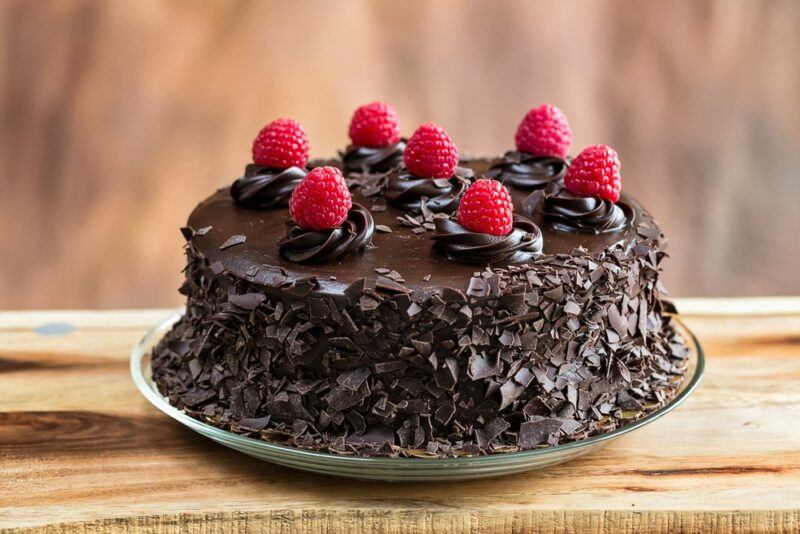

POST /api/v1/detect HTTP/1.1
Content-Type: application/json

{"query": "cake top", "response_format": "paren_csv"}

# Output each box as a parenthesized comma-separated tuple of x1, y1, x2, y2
(188, 103, 650, 299)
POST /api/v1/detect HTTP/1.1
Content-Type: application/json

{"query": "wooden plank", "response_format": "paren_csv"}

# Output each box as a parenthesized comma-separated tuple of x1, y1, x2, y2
(1, 303, 800, 532)
(0, 309, 178, 330)
(676, 297, 800, 317)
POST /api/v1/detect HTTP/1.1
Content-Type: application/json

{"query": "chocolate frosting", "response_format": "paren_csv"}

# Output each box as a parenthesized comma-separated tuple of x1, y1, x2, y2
(542, 189, 630, 234)
(385, 173, 469, 214)
(432, 215, 543, 264)
(158, 154, 686, 458)
(231, 165, 307, 209)
(486, 151, 568, 190)
(278, 203, 374, 263)
(340, 140, 406, 174)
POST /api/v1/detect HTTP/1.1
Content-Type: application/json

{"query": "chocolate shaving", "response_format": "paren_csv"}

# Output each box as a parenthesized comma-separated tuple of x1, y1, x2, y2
(229, 292, 266, 310)
(219, 235, 246, 249)
(518, 417, 563, 449)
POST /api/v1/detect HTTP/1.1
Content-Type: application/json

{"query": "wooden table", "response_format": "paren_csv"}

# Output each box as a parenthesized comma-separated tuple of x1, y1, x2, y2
(2, 299, 799, 533)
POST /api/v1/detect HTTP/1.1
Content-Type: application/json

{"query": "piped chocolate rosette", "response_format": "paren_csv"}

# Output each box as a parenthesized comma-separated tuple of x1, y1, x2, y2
(487, 105, 572, 190)
(433, 178, 542, 264)
(231, 165, 307, 209)
(385, 122, 469, 214)
(341, 143, 406, 175)
(279, 166, 374, 263)
(231, 118, 310, 209)
(540, 144, 630, 234)
(486, 152, 568, 189)
(385, 173, 470, 214)
(340, 102, 406, 174)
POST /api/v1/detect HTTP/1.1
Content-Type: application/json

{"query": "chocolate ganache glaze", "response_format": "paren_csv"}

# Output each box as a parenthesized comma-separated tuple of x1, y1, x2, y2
(432, 214, 543, 264)
(485, 151, 568, 190)
(340, 140, 406, 174)
(230, 164, 307, 209)
(385, 171, 471, 214)
(541, 188, 630, 234)
(188, 173, 645, 297)
(278, 203, 374, 263)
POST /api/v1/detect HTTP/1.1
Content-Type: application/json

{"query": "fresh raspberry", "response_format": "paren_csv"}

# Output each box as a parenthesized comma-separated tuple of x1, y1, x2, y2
(564, 144, 622, 203)
(457, 179, 514, 236)
(348, 101, 401, 148)
(403, 122, 459, 179)
(252, 118, 310, 169)
(514, 104, 573, 158)
(289, 166, 352, 230)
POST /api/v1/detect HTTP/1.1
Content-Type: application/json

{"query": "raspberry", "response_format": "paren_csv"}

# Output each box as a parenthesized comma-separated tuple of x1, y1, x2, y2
(289, 166, 352, 230)
(252, 118, 310, 169)
(348, 101, 401, 148)
(403, 122, 459, 179)
(457, 179, 514, 236)
(564, 144, 622, 203)
(514, 104, 573, 158)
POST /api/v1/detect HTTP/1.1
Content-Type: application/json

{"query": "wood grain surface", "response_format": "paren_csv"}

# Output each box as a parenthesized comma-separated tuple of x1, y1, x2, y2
(1, 299, 800, 532)
(1, 1, 800, 309)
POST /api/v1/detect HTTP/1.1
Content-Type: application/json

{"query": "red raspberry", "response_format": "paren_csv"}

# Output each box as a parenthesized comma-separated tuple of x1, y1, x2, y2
(348, 101, 401, 148)
(289, 166, 352, 230)
(514, 104, 573, 158)
(457, 179, 514, 236)
(403, 122, 459, 179)
(252, 118, 310, 169)
(564, 144, 622, 203)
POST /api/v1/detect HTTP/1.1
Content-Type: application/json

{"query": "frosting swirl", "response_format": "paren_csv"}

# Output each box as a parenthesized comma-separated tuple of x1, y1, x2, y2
(385, 173, 469, 214)
(432, 215, 543, 264)
(486, 151, 568, 190)
(279, 203, 374, 263)
(340, 140, 406, 174)
(231, 165, 307, 209)
(542, 190, 630, 234)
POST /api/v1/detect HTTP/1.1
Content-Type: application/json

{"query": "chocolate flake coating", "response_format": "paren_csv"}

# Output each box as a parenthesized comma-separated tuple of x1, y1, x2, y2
(151, 156, 690, 458)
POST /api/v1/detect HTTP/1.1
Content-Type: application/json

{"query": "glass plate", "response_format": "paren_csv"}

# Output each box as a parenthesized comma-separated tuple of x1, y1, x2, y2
(131, 312, 704, 481)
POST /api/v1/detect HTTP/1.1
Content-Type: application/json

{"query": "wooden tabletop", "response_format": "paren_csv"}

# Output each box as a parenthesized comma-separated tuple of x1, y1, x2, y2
(2, 299, 799, 533)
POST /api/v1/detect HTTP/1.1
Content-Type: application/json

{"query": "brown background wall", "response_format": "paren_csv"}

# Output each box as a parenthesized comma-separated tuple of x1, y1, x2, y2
(1, 0, 798, 309)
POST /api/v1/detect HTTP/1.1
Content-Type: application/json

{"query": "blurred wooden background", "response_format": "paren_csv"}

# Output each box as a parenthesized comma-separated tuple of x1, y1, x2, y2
(1, 0, 798, 309)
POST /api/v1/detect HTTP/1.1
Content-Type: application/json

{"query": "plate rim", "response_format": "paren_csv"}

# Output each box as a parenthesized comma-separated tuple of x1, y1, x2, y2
(131, 310, 704, 468)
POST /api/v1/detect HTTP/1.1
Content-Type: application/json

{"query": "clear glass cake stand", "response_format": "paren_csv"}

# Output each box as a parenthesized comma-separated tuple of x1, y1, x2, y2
(131, 311, 703, 481)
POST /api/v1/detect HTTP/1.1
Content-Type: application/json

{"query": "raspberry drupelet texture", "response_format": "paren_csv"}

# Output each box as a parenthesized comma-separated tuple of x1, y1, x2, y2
(514, 104, 573, 159)
(564, 144, 622, 203)
(289, 166, 352, 230)
(403, 122, 459, 179)
(252, 118, 310, 169)
(348, 101, 401, 148)
(457, 179, 514, 236)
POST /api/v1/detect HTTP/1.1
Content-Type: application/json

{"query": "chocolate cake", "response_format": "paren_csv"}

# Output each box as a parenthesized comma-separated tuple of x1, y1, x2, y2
(151, 104, 690, 457)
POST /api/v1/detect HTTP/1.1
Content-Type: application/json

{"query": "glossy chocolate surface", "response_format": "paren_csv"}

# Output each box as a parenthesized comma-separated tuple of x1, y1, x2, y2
(188, 158, 641, 297)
